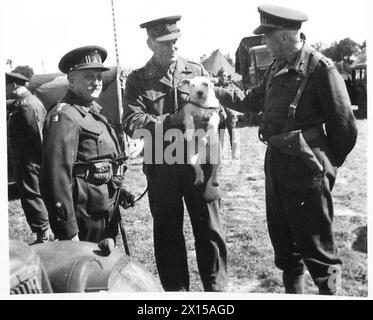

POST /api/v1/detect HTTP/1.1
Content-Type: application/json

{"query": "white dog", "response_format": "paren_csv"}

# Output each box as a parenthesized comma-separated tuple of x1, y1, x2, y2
(179, 76, 222, 201)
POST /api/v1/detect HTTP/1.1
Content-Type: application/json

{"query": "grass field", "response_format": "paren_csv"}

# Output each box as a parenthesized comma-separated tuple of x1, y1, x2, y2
(8, 120, 368, 296)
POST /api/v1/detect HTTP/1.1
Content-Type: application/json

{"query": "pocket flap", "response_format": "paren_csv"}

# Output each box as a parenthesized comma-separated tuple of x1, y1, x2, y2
(81, 117, 103, 137)
(141, 91, 167, 103)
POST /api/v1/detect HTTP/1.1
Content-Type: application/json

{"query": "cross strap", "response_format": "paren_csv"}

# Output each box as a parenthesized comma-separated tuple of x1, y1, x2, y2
(283, 51, 322, 133)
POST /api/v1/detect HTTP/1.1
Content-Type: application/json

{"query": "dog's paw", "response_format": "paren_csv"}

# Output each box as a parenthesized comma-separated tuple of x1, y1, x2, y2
(194, 174, 205, 185)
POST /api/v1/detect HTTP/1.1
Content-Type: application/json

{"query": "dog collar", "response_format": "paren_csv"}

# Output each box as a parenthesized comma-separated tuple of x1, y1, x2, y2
(188, 100, 220, 110)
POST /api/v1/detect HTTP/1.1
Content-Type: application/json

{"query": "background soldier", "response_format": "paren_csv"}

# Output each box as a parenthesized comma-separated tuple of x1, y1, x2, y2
(41, 46, 133, 243)
(6, 71, 53, 244)
(122, 16, 228, 291)
(215, 68, 243, 159)
(217, 5, 357, 295)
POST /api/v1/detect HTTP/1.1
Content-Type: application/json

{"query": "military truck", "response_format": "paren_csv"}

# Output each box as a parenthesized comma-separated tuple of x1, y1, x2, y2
(235, 36, 272, 124)
(235, 35, 272, 90)
(10, 239, 163, 294)
(247, 45, 273, 88)
(350, 61, 367, 118)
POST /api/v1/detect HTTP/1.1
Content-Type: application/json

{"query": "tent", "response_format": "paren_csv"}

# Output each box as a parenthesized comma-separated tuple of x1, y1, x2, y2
(201, 50, 242, 82)
(29, 67, 124, 133)
(27, 67, 143, 158)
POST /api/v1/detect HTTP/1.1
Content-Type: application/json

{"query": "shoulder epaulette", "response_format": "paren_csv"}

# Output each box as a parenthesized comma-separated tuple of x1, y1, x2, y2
(311, 51, 334, 71)
(319, 56, 334, 70)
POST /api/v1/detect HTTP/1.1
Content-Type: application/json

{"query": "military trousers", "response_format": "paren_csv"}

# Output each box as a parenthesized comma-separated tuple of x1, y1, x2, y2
(72, 178, 119, 243)
(146, 163, 228, 291)
(225, 108, 239, 148)
(13, 161, 49, 234)
(264, 143, 342, 294)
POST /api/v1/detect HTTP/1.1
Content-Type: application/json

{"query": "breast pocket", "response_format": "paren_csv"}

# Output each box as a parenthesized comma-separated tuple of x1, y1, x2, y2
(141, 91, 167, 115)
(80, 120, 103, 158)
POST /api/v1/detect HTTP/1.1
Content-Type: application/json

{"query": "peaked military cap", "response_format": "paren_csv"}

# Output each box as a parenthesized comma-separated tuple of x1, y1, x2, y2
(58, 45, 110, 74)
(140, 15, 182, 41)
(5, 72, 30, 84)
(253, 5, 308, 35)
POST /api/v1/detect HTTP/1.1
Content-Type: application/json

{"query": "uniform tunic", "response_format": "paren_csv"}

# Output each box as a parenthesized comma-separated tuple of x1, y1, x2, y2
(217, 43, 357, 293)
(122, 56, 228, 291)
(7, 90, 49, 233)
(41, 90, 122, 242)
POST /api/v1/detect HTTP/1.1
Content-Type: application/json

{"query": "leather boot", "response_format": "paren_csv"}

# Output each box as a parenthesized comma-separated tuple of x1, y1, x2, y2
(283, 272, 305, 294)
(318, 266, 341, 295)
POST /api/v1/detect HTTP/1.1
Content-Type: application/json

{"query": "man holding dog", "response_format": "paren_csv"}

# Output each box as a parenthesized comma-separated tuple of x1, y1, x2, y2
(41, 46, 133, 243)
(217, 5, 357, 295)
(122, 16, 227, 291)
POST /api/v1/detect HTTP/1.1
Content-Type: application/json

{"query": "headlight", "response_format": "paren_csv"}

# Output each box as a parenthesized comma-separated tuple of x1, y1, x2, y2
(108, 256, 163, 292)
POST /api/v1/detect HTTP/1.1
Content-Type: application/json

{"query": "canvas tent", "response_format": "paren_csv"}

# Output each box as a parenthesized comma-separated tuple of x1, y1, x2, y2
(26, 67, 143, 158)
(29, 67, 123, 133)
(201, 49, 242, 82)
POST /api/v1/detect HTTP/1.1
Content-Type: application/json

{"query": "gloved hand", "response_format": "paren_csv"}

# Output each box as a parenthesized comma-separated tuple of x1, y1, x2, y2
(118, 186, 135, 209)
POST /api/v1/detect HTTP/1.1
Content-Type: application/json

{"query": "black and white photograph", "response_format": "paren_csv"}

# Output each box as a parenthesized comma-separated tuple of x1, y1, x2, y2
(0, 0, 369, 302)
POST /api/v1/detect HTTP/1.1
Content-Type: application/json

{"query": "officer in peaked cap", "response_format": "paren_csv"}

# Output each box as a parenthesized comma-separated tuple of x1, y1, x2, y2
(6, 72, 30, 83)
(140, 15, 182, 41)
(215, 4, 357, 295)
(41, 45, 133, 244)
(6, 70, 53, 244)
(58, 45, 109, 73)
(253, 5, 308, 34)
(122, 16, 228, 292)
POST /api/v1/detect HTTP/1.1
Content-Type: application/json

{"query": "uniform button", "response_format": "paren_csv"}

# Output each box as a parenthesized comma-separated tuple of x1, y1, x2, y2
(98, 139, 103, 144)
(288, 144, 292, 149)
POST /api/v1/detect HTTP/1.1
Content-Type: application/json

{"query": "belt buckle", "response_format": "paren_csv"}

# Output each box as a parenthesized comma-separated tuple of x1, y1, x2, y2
(93, 162, 110, 173)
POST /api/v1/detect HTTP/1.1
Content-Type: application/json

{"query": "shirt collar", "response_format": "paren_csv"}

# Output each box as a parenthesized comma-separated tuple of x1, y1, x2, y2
(18, 89, 31, 99)
(145, 56, 192, 81)
(287, 42, 312, 77)
(145, 56, 164, 79)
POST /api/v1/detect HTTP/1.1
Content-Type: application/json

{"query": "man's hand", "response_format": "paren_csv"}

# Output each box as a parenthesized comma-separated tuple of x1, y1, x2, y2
(119, 186, 135, 209)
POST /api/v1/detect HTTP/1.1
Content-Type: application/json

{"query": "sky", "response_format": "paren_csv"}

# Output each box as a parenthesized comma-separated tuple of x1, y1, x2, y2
(0, 0, 369, 74)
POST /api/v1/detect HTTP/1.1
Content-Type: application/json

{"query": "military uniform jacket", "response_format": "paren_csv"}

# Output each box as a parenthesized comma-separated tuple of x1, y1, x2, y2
(122, 56, 209, 137)
(218, 43, 357, 166)
(41, 90, 121, 239)
(7, 90, 46, 166)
